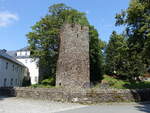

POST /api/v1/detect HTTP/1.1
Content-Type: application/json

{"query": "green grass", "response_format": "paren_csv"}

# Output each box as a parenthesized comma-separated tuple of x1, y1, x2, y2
(29, 75, 150, 89)
(29, 84, 55, 88)
(101, 75, 150, 89)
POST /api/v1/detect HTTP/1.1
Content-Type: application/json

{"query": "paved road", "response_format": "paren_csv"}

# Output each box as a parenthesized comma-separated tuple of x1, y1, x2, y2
(0, 96, 150, 113)
(56, 104, 150, 113)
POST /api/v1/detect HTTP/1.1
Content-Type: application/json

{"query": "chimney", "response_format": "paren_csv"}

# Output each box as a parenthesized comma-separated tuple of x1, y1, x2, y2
(0, 49, 7, 54)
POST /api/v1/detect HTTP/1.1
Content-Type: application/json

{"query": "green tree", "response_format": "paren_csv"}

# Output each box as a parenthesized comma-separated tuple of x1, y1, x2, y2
(27, 3, 104, 84)
(22, 76, 31, 87)
(116, 0, 150, 66)
(89, 26, 104, 84)
(105, 31, 128, 79)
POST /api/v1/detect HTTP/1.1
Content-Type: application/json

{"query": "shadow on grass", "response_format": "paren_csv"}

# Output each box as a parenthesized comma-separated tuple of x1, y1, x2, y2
(123, 81, 150, 89)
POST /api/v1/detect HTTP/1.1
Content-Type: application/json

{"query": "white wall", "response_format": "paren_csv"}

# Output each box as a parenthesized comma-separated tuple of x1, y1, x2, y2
(0, 58, 25, 87)
(17, 58, 39, 84)
(17, 51, 30, 57)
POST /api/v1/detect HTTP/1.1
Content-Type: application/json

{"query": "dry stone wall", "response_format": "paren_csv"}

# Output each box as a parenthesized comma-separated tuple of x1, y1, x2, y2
(1, 87, 150, 104)
(56, 24, 90, 88)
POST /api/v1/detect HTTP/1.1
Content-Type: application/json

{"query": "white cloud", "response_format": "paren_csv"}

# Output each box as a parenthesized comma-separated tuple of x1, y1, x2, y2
(0, 11, 19, 27)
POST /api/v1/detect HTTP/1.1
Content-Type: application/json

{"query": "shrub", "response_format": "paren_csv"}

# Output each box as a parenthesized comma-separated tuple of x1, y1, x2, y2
(22, 76, 31, 87)
(41, 77, 55, 86)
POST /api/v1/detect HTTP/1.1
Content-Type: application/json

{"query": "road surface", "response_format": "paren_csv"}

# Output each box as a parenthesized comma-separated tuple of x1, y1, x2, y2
(0, 96, 149, 113)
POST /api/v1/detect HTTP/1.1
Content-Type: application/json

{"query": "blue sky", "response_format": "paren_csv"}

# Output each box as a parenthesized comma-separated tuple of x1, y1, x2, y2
(0, 0, 130, 50)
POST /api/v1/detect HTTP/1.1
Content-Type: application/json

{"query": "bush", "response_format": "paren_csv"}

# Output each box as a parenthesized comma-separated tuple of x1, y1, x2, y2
(22, 76, 31, 87)
(41, 77, 55, 86)
(101, 75, 150, 89)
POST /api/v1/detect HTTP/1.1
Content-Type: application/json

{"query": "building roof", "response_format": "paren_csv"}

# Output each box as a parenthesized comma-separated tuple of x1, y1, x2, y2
(6, 51, 17, 57)
(15, 56, 30, 59)
(17, 46, 29, 51)
(0, 49, 26, 67)
(7, 47, 31, 59)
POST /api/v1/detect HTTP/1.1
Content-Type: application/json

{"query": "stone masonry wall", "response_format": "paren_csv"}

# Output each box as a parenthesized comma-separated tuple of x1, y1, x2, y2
(56, 24, 90, 88)
(1, 87, 150, 104)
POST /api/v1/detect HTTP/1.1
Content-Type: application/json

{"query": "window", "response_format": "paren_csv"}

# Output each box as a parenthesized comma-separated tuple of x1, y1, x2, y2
(10, 78, 13, 86)
(15, 66, 17, 72)
(16, 67, 18, 72)
(21, 68, 22, 73)
(12, 65, 14, 71)
(4, 78, 7, 87)
(18, 67, 20, 73)
(25, 52, 28, 56)
(25, 59, 27, 63)
(15, 79, 17, 85)
(20, 52, 22, 56)
(35, 77, 38, 83)
(6, 62, 8, 70)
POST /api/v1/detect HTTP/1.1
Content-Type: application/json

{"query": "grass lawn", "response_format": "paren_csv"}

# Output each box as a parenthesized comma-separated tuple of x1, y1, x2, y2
(29, 75, 150, 89)
(100, 75, 150, 89)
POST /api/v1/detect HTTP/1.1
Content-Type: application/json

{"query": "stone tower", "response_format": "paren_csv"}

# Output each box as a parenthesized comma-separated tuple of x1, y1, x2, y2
(56, 23, 90, 88)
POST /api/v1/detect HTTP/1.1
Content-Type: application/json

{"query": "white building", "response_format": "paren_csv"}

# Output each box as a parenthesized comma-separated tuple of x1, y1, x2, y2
(0, 49, 27, 87)
(7, 47, 39, 84)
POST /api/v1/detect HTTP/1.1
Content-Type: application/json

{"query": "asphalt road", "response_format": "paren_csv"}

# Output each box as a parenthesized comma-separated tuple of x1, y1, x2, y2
(0, 96, 150, 113)
(56, 104, 150, 113)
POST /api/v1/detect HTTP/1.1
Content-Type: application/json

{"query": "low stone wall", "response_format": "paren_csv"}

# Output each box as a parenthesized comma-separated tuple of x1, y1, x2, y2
(0, 87, 150, 104)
